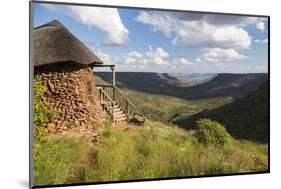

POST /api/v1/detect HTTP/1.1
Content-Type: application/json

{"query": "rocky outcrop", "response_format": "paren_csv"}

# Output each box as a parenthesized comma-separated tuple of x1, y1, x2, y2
(35, 62, 105, 132)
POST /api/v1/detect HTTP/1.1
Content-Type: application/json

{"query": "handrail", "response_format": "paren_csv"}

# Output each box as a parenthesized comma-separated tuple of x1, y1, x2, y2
(96, 86, 115, 105)
(114, 86, 138, 110)
(96, 84, 113, 88)
(96, 84, 145, 121)
(97, 86, 116, 122)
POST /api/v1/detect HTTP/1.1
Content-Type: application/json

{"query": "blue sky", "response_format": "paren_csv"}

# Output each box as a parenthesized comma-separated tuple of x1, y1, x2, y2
(33, 2, 268, 73)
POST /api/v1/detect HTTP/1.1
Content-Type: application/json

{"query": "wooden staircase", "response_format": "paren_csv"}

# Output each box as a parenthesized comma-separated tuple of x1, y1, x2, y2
(108, 105, 128, 122)
(96, 85, 144, 123)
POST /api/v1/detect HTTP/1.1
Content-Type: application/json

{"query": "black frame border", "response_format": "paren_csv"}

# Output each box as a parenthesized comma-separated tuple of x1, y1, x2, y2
(29, 0, 270, 188)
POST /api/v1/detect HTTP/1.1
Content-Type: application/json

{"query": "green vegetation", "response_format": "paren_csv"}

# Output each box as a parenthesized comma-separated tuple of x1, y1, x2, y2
(95, 72, 267, 100)
(174, 81, 269, 143)
(121, 88, 232, 123)
(195, 118, 231, 148)
(95, 73, 233, 123)
(34, 120, 268, 186)
(33, 76, 57, 127)
(33, 76, 57, 177)
(34, 137, 93, 185)
(34, 74, 268, 186)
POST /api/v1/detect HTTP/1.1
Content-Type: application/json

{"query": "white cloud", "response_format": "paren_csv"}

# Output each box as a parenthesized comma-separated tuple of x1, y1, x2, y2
(43, 4, 129, 46)
(173, 57, 191, 65)
(98, 47, 265, 73)
(197, 48, 251, 63)
(254, 38, 268, 44)
(136, 11, 260, 49)
(115, 45, 192, 68)
(205, 15, 260, 26)
(96, 50, 112, 64)
(122, 51, 144, 64)
(195, 58, 202, 63)
(121, 46, 170, 65)
(256, 22, 265, 32)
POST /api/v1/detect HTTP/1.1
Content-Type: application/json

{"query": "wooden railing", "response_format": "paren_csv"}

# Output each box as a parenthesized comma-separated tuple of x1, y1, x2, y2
(96, 84, 145, 120)
(96, 86, 116, 121)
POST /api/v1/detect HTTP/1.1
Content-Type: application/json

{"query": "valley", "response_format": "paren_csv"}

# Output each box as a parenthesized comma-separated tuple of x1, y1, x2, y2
(34, 71, 269, 186)
(95, 72, 269, 143)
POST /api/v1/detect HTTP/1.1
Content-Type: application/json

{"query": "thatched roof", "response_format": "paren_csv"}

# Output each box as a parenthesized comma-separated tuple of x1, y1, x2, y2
(34, 20, 103, 67)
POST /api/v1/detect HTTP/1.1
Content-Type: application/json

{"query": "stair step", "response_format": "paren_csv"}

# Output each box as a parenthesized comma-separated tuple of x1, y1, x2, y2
(114, 113, 127, 119)
(102, 104, 118, 109)
(98, 85, 144, 123)
(107, 107, 122, 113)
(114, 111, 125, 116)
(115, 116, 127, 122)
(107, 105, 119, 109)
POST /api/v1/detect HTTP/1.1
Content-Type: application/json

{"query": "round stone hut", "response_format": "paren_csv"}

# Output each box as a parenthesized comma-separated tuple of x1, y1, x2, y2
(34, 20, 105, 132)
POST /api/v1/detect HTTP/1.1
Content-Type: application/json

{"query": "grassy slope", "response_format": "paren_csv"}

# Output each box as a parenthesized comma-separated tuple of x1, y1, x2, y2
(173, 81, 269, 143)
(121, 88, 232, 123)
(34, 121, 268, 186)
(95, 75, 232, 123)
(34, 73, 269, 185)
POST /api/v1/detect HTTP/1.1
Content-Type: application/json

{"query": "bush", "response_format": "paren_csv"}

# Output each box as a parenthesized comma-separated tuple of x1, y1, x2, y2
(34, 120, 268, 184)
(33, 76, 57, 127)
(102, 117, 113, 138)
(34, 137, 92, 185)
(195, 118, 231, 148)
(33, 76, 57, 171)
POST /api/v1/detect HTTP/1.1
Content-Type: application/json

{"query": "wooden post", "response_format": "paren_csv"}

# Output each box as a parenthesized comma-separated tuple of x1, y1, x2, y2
(126, 101, 129, 118)
(112, 102, 115, 123)
(111, 66, 116, 101)
(99, 88, 102, 104)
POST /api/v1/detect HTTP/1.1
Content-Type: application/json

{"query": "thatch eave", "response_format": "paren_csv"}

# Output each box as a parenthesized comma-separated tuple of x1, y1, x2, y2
(34, 20, 103, 67)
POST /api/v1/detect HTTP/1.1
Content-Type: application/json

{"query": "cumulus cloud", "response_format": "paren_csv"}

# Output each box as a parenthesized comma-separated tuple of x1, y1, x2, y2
(205, 15, 259, 26)
(136, 11, 260, 49)
(114, 45, 193, 67)
(173, 57, 191, 65)
(121, 46, 170, 65)
(197, 48, 251, 63)
(94, 47, 264, 73)
(96, 50, 112, 64)
(254, 38, 268, 44)
(256, 22, 265, 32)
(43, 4, 129, 46)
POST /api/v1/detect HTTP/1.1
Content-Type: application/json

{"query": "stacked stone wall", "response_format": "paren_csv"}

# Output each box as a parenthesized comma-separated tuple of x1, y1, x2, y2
(34, 62, 105, 131)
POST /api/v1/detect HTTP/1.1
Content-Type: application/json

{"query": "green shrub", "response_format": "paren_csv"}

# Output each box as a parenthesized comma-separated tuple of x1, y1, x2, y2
(104, 116, 112, 129)
(34, 120, 268, 184)
(102, 117, 113, 138)
(33, 76, 57, 174)
(195, 118, 231, 148)
(91, 120, 102, 131)
(33, 76, 57, 127)
(34, 137, 92, 185)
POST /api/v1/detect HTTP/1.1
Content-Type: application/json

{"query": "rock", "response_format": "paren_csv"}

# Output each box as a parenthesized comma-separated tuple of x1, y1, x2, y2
(35, 63, 105, 132)
(75, 120, 80, 126)
(129, 114, 145, 125)
(79, 126, 86, 132)
(47, 123, 56, 131)
(74, 85, 79, 95)
(47, 80, 55, 93)
(61, 125, 68, 131)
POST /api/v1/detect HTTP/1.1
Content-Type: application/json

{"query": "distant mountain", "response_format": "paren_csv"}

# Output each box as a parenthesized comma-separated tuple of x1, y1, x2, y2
(169, 73, 217, 86)
(172, 81, 269, 143)
(183, 73, 268, 99)
(95, 72, 187, 97)
(95, 72, 268, 100)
